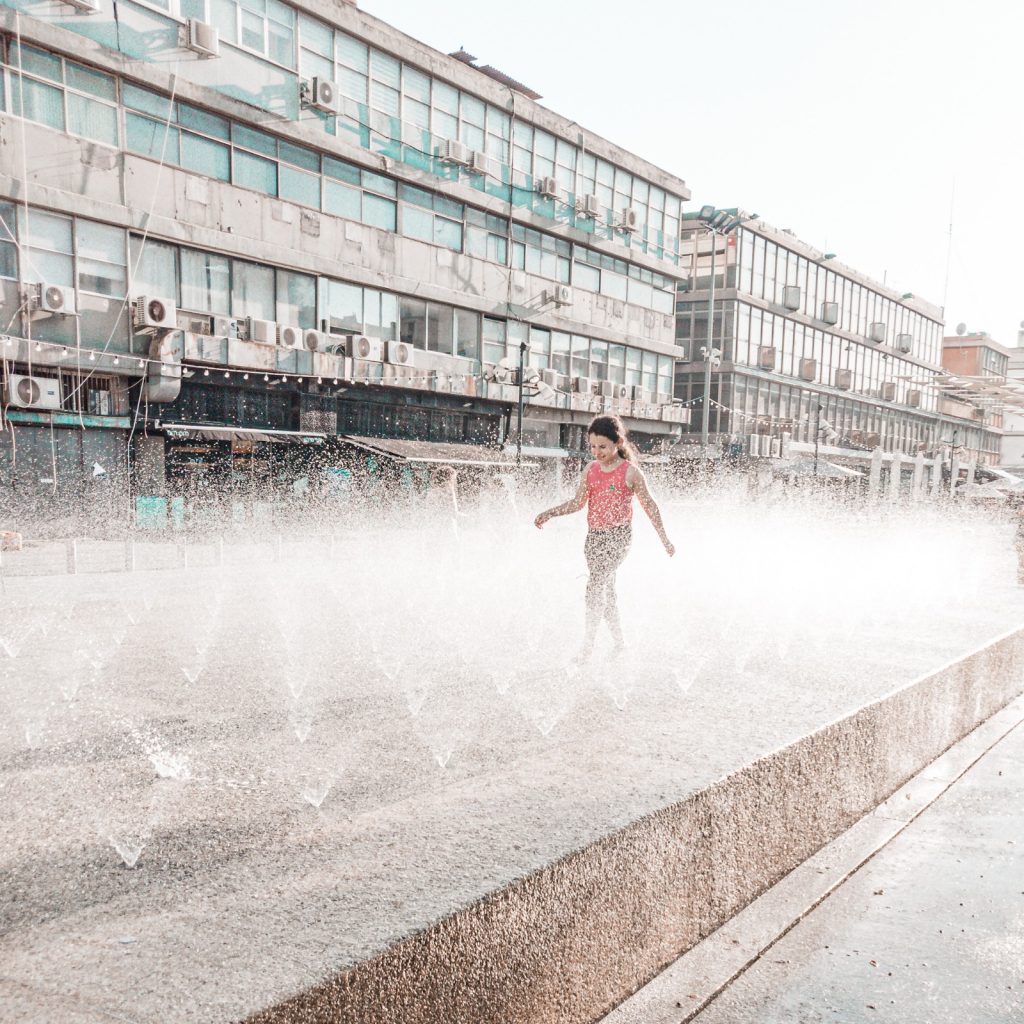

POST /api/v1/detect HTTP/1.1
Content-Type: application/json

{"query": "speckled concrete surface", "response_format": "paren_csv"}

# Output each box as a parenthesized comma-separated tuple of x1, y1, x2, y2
(685, 708, 1024, 1024)
(1, 509, 1023, 1023)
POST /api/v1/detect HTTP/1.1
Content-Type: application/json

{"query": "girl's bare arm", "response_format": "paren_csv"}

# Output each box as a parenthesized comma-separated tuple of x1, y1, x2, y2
(534, 476, 588, 527)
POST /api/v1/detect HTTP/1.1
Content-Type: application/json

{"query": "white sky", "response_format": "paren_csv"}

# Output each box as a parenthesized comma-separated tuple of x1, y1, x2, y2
(358, 0, 1024, 350)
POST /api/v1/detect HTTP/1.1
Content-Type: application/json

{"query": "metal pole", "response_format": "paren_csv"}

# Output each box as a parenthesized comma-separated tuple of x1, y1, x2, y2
(701, 228, 715, 455)
(515, 339, 527, 467)
(814, 403, 821, 476)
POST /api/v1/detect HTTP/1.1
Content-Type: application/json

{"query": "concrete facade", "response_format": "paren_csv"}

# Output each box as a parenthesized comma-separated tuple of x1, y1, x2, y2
(0, 0, 691, 529)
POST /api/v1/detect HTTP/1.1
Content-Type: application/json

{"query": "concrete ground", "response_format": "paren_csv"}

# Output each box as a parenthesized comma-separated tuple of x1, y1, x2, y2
(604, 697, 1024, 1024)
(2, 506, 1023, 1022)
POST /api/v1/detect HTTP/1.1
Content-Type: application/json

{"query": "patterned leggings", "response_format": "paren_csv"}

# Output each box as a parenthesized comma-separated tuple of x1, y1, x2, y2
(584, 525, 632, 642)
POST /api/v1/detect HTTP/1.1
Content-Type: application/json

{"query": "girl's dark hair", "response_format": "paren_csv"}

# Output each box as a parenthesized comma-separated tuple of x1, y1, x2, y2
(588, 415, 638, 462)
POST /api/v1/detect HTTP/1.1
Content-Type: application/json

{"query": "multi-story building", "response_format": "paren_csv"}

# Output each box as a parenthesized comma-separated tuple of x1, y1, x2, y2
(0, 0, 689, 526)
(674, 210, 953, 466)
(1001, 342, 1024, 474)
(937, 332, 1009, 466)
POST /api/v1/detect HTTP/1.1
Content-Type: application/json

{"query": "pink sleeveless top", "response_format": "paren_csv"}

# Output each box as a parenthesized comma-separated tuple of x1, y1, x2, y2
(586, 460, 633, 530)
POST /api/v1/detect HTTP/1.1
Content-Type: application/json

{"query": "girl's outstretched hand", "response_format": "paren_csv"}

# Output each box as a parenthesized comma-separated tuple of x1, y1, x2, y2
(534, 512, 550, 529)
(663, 538, 676, 557)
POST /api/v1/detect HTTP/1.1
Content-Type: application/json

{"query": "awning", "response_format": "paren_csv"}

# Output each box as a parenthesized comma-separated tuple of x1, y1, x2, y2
(342, 435, 535, 468)
(155, 422, 326, 445)
(774, 457, 865, 479)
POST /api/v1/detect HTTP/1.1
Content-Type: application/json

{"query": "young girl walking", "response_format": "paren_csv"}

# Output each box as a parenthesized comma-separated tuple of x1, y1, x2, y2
(534, 415, 675, 656)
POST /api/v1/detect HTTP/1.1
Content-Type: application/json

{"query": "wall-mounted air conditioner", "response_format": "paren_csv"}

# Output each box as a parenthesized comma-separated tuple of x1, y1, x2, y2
(185, 18, 219, 57)
(537, 176, 563, 201)
(782, 286, 801, 310)
(470, 151, 490, 175)
(303, 329, 328, 352)
(879, 382, 896, 401)
(346, 335, 384, 362)
(278, 324, 302, 348)
(540, 368, 560, 388)
(577, 194, 601, 219)
(600, 381, 627, 399)
(134, 295, 176, 333)
(442, 139, 471, 166)
(906, 389, 921, 408)
(27, 282, 76, 317)
(799, 358, 817, 381)
(896, 333, 913, 354)
(572, 376, 593, 394)
(835, 368, 852, 390)
(212, 315, 238, 339)
(5, 374, 62, 410)
(244, 318, 277, 344)
(758, 346, 777, 371)
(304, 77, 339, 113)
(618, 207, 639, 232)
(385, 340, 414, 365)
(546, 284, 572, 307)
(868, 322, 887, 344)
(820, 301, 839, 325)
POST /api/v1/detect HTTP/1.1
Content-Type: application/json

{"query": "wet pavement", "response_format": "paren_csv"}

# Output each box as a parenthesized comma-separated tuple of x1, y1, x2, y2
(607, 697, 1024, 1024)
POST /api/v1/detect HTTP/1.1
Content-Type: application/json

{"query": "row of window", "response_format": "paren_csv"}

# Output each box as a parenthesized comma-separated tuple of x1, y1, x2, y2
(1, 8, 685, 264)
(3, 41, 675, 312)
(8, 200, 674, 392)
(674, 372, 964, 458)
(681, 225, 944, 366)
(677, 300, 938, 410)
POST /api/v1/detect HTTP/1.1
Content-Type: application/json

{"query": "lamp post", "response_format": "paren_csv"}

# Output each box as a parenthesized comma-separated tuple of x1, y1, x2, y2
(515, 339, 527, 467)
(693, 206, 756, 458)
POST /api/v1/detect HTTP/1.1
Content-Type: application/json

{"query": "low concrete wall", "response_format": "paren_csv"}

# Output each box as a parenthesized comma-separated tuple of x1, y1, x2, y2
(246, 627, 1024, 1024)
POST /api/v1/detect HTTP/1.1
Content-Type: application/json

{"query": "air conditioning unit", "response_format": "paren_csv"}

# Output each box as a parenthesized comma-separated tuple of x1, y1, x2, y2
(177, 311, 213, 334)
(185, 18, 219, 57)
(470, 151, 490, 175)
(835, 368, 852, 390)
(537, 176, 563, 201)
(782, 286, 801, 310)
(27, 282, 76, 317)
(134, 295, 176, 332)
(655, 392, 672, 406)
(907, 389, 921, 408)
(600, 381, 627, 400)
(820, 301, 839, 325)
(896, 333, 913, 354)
(572, 376, 593, 394)
(63, 0, 100, 12)
(799, 358, 817, 381)
(868, 322, 887, 344)
(758, 346, 777, 371)
(278, 324, 302, 348)
(547, 284, 572, 307)
(879, 382, 896, 401)
(346, 335, 383, 362)
(385, 340, 414, 365)
(304, 77, 339, 113)
(442, 139, 472, 166)
(213, 315, 238, 339)
(577, 194, 602, 219)
(6, 374, 62, 410)
(244, 318, 277, 344)
(618, 207, 640, 232)
(540, 368, 560, 388)
(303, 329, 328, 352)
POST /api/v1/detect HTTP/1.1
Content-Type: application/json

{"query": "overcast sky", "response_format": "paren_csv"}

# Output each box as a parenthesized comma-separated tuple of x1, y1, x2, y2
(359, 0, 1023, 350)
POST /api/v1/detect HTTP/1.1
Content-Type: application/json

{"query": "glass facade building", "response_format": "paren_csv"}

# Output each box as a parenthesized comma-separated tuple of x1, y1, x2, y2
(673, 213, 995, 462)
(0, 0, 691, 511)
